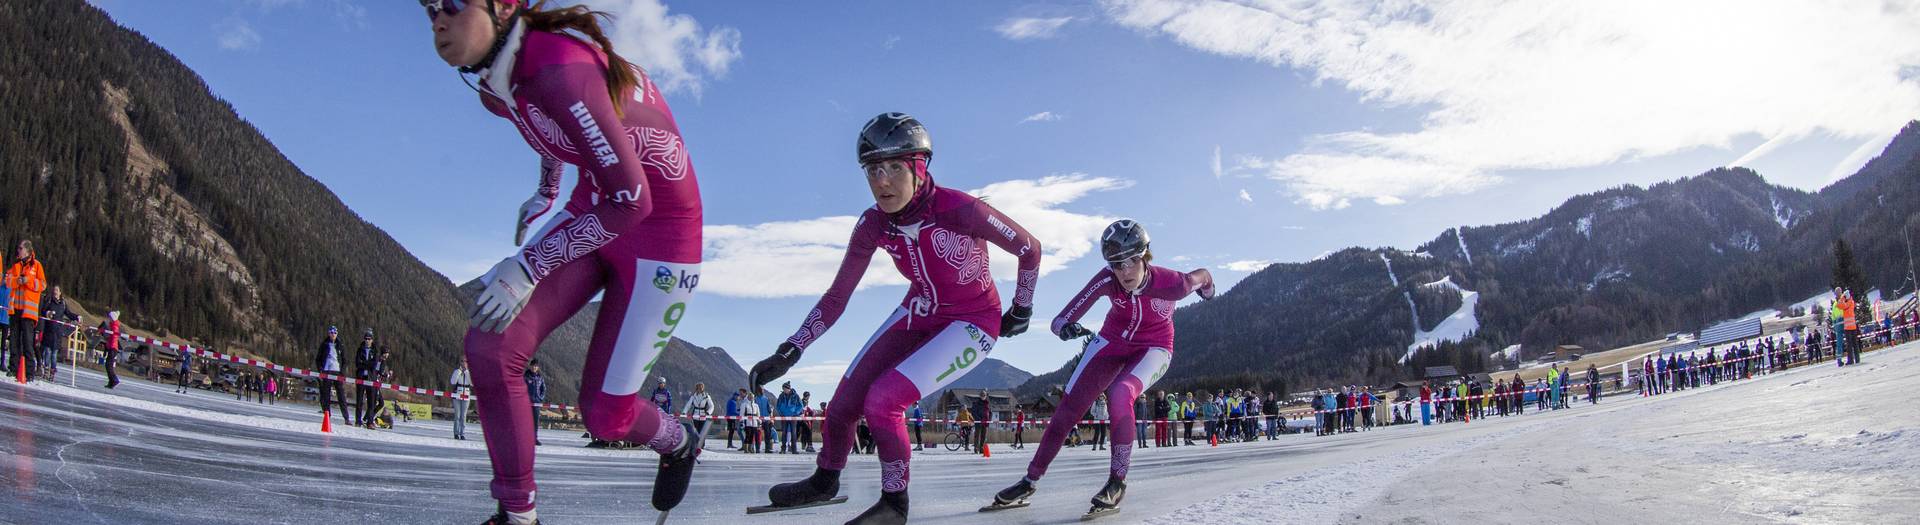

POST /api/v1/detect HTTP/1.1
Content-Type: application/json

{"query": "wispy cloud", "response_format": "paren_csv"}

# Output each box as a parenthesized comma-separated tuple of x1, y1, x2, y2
(996, 16, 1075, 40)
(1827, 129, 1901, 182)
(215, 17, 261, 50)
(1219, 259, 1275, 272)
(701, 174, 1132, 298)
(1210, 145, 1223, 179)
(1019, 111, 1063, 124)
(783, 360, 853, 386)
(882, 35, 902, 50)
(1237, 189, 1252, 203)
(1727, 134, 1792, 168)
(586, 0, 743, 97)
(1103, 0, 1920, 209)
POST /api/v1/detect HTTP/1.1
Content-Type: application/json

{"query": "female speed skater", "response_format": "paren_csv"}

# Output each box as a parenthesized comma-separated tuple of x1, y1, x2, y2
(745, 112, 1044, 524)
(982, 219, 1215, 520)
(421, 1, 706, 523)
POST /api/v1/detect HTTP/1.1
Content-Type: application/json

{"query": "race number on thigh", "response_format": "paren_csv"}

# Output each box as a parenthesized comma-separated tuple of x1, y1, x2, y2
(893, 320, 996, 396)
(1063, 335, 1112, 396)
(1125, 347, 1172, 392)
(603, 259, 700, 396)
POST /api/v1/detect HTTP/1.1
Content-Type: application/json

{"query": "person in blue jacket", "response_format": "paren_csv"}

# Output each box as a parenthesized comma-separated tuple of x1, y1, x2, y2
(776, 382, 803, 453)
(725, 389, 742, 449)
(910, 404, 926, 451)
(651, 377, 673, 412)
(756, 389, 776, 454)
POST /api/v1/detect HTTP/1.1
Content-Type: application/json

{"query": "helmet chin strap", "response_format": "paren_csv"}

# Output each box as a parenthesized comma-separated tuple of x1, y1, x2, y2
(458, 0, 518, 75)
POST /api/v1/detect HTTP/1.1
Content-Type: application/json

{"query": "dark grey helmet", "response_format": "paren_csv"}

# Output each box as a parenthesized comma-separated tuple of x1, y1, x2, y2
(857, 112, 932, 165)
(1101, 219, 1150, 262)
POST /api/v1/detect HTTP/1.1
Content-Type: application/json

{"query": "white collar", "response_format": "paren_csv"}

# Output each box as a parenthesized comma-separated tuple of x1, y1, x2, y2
(478, 19, 529, 107)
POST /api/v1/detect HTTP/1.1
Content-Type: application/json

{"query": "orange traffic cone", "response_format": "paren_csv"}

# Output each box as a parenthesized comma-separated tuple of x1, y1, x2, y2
(321, 410, 333, 433)
(1210, 433, 1218, 447)
(982, 441, 992, 458)
(15, 357, 23, 383)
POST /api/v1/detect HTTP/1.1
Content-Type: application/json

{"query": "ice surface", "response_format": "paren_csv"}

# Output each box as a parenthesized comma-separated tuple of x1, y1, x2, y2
(5, 342, 1918, 524)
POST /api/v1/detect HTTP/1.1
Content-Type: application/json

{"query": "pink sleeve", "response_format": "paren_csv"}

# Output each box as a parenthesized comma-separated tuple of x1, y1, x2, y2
(965, 199, 1043, 308)
(785, 215, 880, 351)
(514, 63, 652, 283)
(536, 156, 564, 199)
(1051, 270, 1114, 337)
(1141, 265, 1196, 301)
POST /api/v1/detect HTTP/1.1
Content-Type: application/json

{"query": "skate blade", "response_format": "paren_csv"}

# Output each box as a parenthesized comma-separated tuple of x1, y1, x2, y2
(1080, 507, 1120, 521)
(978, 500, 1030, 512)
(745, 496, 849, 514)
(655, 510, 669, 525)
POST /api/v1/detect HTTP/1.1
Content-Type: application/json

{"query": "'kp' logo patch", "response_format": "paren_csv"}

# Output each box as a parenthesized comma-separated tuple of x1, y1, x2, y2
(653, 266, 677, 293)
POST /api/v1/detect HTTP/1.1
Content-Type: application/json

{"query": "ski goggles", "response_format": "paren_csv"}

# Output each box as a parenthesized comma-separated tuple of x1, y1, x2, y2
(420, 0, 465, 20)
(1106, 256, 1142, 272)
(423, 0, 519, 20)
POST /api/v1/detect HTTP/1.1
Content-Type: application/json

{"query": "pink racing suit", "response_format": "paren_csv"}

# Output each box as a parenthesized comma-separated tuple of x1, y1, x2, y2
(460, 23, 702, 513)
(786, 185, 1041, 494)
(1027, 264, 1201, 482)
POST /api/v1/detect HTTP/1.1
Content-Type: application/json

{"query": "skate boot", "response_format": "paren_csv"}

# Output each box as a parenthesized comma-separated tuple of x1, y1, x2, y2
(980, 477, 1035, 511)
(1082, 475, 1126, 520)
(845, 490, 908, 525)
(652, 421, 705, 511)
(757, 467, 845, 510)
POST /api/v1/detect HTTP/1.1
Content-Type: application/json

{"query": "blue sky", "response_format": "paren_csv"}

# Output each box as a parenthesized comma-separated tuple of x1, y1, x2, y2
(89, 0, 1920, 402)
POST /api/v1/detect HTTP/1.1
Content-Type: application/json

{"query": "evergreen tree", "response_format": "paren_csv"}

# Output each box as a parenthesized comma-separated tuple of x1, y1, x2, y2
(1833, 238, 1867, 299)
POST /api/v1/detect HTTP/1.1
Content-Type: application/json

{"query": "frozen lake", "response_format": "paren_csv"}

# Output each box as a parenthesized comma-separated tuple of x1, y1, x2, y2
(4, 341, 1917, 524)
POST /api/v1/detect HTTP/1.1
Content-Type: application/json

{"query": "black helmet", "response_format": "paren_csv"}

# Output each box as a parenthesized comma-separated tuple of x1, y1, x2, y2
(1101, 219, 1150, 262)
(857, 112, 932, 165)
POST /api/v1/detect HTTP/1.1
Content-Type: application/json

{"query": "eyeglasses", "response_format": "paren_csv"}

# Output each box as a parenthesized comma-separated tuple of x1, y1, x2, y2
(1107, 256, 1141, 271)
(421, 0, 467, 20)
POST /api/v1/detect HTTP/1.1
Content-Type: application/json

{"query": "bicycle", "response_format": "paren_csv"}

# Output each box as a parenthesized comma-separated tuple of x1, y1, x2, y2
(943, 428, 970, 452)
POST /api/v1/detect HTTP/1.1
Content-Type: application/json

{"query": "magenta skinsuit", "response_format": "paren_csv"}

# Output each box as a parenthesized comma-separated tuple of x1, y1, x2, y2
(461, 26, 703, 513)
(786, 184, 1041, 494)
(1028, 264, 1199, 482)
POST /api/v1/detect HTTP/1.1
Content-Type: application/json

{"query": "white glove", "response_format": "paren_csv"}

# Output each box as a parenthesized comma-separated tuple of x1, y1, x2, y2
(469, 257, 537, 333)
(514, 195, 555, 245)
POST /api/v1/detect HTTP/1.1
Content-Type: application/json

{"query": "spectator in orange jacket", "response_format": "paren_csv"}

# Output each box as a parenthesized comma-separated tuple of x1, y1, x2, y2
(7, 240, 48, 376)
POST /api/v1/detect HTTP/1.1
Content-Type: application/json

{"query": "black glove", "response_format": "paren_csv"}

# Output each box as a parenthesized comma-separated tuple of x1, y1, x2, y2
(749, 342, 801, 394)
(1000, 305, 1032, 338)
(1057, 322, 1092, 341)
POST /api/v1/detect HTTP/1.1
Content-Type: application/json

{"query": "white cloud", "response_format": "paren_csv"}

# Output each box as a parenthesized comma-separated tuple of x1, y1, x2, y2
(701, 174, 1132, 298)
(783, 360, 853, 386)
(216, 17, 261, 50)
(586, 0, 743, 97)
(1727, 134, 1792, 168)
(1827, 129, 1901, 182)
(1210, 145, 1223, 179)
(1104, 0, 1920, 209)
(1219, 259, 1275, 272)
(882, 35, 902, 50)
(1237, 188, 1252, 203)
(1019, 111, 1063, 124)
(996, 16, 1075, 40)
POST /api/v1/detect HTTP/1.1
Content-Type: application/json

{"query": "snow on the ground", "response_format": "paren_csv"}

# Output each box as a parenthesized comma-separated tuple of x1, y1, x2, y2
(1765, 288, 1895, 321)
(8, 341, 1919, 523)
(1403, 276, 1481, 363)
(1164, 341, 1920, 525)
(1453, 227, 1473, 264)
(1490, 344, 1521, 361)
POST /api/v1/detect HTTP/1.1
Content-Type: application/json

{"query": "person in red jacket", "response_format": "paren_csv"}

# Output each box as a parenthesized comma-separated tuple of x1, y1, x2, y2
(1012, 408, 1027, 449)
(1419, 383, 1432, 425)
(103, 311, 122, 389)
